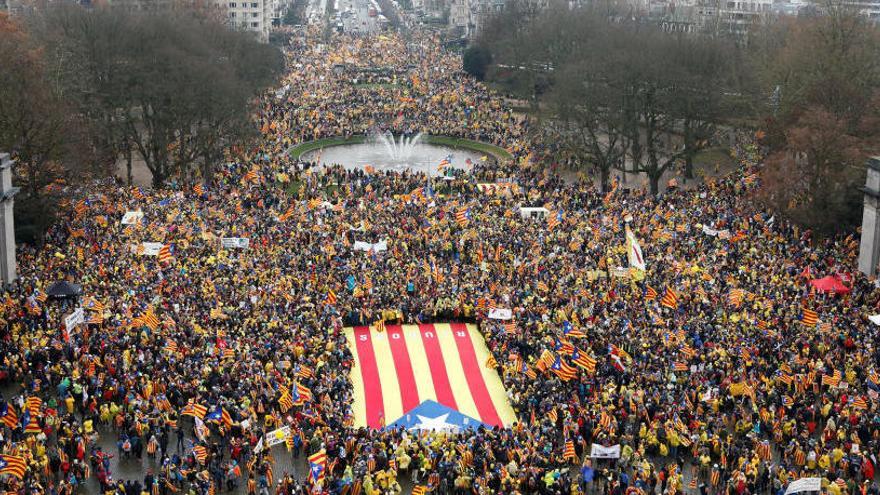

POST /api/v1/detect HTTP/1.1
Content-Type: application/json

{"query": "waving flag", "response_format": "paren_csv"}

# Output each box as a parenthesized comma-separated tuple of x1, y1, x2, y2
(83, 297, 105, 312)
(308, 449, 327, 486)
(661, 287, 678, 310)
(571, 348, 596, 373)
(192, 445, 208, 464)
(295, 364, 315, 379)
(33, 289, 47, 304)
(550, 356, 578, 381)
(21, 408, 40, 434)
(278, 388, 294, 412)
(554, 338, 574, 356)
(455, 208, 470, 227)
(801, 308, 819, 326)
(181, 401, 208, 419)
(0, 454, 26, 479)
(562, 321, 586, 338)
(822, 370, 842, 387)
(345, 323, 515, 429)
(292, 382, 313, 405)
(205, 406, 223, 424)
(625, 225, 646, 271)
(0, 403, 17, 428)
(157, 244, 173, 265)
(141, 307, 160, 331)
(26, 396, 41, 415)
(563, 440, 578, 462)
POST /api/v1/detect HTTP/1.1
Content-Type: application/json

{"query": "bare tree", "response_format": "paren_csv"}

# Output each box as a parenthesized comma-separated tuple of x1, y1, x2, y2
(33, 4, 284, 188)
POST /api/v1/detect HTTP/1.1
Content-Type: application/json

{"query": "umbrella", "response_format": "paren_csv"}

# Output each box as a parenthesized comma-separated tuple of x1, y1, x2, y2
(45, 280, 82, 300)
(809, 276, 850, 294)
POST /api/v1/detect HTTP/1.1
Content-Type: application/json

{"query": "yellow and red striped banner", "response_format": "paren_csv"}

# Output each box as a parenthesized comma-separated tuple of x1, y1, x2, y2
(345, 323, 515, 429)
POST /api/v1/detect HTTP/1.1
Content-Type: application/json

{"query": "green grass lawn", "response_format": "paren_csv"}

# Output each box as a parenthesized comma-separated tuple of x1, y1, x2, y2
(693, 147, 735, 172)
(421, 136, 513, 161)
(287, 136, 367, 160)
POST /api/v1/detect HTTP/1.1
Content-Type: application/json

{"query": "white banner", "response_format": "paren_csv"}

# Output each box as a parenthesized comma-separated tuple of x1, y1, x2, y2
(138, 242, 164, 256)
(220, 238, 250, 249)
(353, 240, 388, 252)
(121, 211, 144, 225)
(784, 478, 821, 495)
(265, 425, 291, 447)
(626, 226, 646, 272)
(701, 225, 730, 238)
(610, 267, 630, 278)
(589, 444, 621, 459)
(869, 314, 880, 326)
(487, 308, 513, 320)
(519, 207, 548, 219)
(65, 308, 85, 330)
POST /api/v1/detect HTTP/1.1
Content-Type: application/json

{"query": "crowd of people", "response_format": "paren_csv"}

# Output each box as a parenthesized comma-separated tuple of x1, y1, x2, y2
(1, 26, 880, 495)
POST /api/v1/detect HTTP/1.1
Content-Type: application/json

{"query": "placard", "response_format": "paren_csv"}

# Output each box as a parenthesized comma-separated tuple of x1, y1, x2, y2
(353, 240, 388, 252)
(519, 207, 548, 219)
(220, 238, 250, 249)
(784, 478, 821, 495)
(65, 308, 85, 330)
(266, 425, 291, 447)
(590, 444, 621, 458)
(121, 211, 144, 225)
(139, 242, 164, 256)
(487, 308, 513, 320)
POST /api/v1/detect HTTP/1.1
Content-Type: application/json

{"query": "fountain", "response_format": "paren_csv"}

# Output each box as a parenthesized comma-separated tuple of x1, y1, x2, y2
(374, 131, 423, 161)
(299, 132, 484, 175)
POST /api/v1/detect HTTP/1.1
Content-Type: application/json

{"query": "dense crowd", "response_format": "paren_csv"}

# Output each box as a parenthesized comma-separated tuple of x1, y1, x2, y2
(1, 27, 880, 495)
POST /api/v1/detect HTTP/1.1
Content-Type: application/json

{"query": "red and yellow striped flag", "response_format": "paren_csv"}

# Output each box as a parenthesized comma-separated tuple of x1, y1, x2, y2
(661, 287, 678, 310)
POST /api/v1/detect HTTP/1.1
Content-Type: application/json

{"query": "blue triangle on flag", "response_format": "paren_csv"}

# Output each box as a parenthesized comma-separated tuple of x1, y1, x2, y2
(387, 400, 487, 432)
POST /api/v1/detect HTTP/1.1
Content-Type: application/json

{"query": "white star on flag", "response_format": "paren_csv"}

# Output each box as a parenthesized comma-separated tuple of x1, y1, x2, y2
(411, 413, 457, 431)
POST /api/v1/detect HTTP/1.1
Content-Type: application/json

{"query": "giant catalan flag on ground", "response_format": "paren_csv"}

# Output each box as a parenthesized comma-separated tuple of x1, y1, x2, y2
(345, 323, 516, 429)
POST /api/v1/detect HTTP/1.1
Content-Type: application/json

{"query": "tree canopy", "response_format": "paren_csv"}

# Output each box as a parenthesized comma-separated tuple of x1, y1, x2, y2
(31, 4, 285, 188)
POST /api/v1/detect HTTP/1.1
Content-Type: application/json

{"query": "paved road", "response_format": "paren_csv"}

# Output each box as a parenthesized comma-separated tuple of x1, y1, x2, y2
(306, 0, 328, 24)
(84, 422, 312, 493)
(338, 0, 380, 34)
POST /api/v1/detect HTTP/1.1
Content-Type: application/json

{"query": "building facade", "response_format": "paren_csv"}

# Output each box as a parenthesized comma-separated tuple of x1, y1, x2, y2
(224, 0, 280, 42)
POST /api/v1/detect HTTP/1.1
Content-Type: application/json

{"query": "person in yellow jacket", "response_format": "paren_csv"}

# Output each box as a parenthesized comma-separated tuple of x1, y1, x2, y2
(362, 474, 379, 495)
(65, 394, 75, 415)
(827, 478, 843, 495)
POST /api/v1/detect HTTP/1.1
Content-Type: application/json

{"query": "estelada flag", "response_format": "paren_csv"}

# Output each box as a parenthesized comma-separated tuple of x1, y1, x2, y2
(345, 323, 515, 429)
(0, 403, 17, 428)
(0, 454, 27, 479)
(661, 287, 678, 310)
(308, 449, 327, 486)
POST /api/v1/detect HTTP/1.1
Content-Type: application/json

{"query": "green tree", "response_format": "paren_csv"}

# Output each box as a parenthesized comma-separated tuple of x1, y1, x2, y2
(750, 5, 880, 234)
(463, 45, 492, 81)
